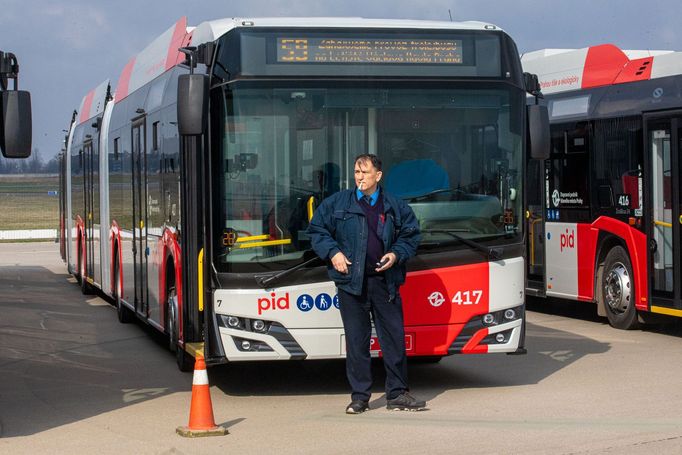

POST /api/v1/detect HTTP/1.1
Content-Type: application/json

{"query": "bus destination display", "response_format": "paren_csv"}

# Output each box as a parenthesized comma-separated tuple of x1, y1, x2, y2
(277, 37, 464, 64)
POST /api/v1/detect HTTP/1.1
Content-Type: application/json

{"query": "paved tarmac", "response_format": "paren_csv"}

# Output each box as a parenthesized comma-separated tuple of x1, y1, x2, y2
(2, 242, 682, 454)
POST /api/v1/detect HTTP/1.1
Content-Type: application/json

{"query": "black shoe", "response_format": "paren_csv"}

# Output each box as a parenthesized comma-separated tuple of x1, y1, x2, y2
(345, 400, 369, 414)
(386, 392, 426, 411)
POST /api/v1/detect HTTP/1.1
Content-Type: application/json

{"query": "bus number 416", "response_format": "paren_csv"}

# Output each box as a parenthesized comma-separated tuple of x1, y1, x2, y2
(452, 290, 483, 305)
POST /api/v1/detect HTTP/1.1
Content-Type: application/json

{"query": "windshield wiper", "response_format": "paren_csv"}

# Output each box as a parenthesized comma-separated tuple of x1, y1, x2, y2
(421, 229, 504, 260)
(254, 250, 323, 289)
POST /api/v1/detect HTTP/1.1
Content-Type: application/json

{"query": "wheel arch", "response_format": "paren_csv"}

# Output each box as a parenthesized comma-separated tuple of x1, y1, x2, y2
(161, 228, 183, 340)
(110, 221, 123, 296)
(591, 216, 648, 312)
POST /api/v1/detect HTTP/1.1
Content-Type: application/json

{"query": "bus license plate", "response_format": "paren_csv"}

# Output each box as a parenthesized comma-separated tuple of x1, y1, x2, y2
(370, 333, 414, 353)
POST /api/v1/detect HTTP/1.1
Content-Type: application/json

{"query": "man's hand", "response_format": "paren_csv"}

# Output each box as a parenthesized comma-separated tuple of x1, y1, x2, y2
(375, 252, 397, 272)
(331, 252, 352, 274)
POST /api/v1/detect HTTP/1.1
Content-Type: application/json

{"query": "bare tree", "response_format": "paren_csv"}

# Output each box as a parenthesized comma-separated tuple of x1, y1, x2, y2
(26, 148, 42, 173)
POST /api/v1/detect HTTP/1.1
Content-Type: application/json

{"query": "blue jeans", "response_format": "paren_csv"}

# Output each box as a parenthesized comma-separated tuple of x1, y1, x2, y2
(338, 275, 408, 401)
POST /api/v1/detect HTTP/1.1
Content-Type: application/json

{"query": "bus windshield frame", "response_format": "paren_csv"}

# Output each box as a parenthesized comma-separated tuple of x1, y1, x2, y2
(210, 79, 525, 274)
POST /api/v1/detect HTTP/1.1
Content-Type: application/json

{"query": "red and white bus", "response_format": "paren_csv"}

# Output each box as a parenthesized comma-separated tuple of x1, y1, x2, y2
(522, 44, 682, 329)
(60, 16, 547, 370)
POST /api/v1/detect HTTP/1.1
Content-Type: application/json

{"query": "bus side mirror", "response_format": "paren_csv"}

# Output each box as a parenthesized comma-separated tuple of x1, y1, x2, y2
(527, 104, 549, 160)
(177, 74, 208, 136)
(1, 90, 32, 158)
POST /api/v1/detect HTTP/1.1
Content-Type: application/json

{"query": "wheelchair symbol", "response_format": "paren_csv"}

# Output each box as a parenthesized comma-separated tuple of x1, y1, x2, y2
(297, 294, 314, 312)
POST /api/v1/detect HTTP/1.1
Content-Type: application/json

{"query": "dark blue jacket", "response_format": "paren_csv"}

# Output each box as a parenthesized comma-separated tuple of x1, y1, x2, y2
(307, 188, 421, 298)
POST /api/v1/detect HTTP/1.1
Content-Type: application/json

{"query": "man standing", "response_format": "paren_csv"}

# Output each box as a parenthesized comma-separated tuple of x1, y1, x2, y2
(307, 154, 425, 414)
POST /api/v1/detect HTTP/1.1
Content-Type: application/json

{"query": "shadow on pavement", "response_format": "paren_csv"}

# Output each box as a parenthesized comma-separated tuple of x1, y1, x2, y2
(0, 265, 189, 438)
(209, 317, 612, 404)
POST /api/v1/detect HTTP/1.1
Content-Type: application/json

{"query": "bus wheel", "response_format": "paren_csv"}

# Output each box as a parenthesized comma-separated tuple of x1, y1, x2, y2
(76, 243, 83, 285)
(167, 286, 194, 372)
(601, 246, 639, 330)
(78, 242, 93, 295)
(114, 259, 134, 323)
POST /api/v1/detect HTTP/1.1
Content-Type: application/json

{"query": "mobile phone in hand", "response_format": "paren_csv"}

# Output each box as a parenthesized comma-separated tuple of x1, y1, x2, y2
(376, 258, 389, 268)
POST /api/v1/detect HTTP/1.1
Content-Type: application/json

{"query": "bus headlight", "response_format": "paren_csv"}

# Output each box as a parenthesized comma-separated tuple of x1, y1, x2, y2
(504, 309, 516, 320)
(252, 319, 266, 333)
(482, 313, 496, 325)
(227, 316, 241, 328)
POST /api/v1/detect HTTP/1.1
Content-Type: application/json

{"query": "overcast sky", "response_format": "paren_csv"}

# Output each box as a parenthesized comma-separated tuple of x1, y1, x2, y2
(1, 0, 679, 160)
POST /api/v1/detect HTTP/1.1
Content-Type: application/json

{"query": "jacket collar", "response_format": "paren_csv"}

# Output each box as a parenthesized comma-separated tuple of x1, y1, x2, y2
(346, 187, 394, 214)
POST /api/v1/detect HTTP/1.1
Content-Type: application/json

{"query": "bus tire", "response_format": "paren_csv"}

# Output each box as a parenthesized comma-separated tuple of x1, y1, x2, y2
(601, 246, 639, 330)
(114, 259, 134, 324)
(167, 286, 194, 372)
(77, 239, 94, 295)
(76, 242, 83, 285)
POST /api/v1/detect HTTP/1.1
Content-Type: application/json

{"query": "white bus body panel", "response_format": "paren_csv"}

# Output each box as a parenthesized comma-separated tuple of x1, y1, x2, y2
(99, 98, 114, 296)
(215, 281, 342, 360)
(545, 222, 579, 299)
(489, 257, 525, 311)
(65, 119, 77, 274)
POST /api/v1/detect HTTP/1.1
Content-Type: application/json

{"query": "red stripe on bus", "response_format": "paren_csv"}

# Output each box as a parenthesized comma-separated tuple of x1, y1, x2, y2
(582, 44, 629, 89)
(114, 57, 136, 103)
(614, 56, 654, 84)
(577, 224, 598, 301)
(461, 328, 489, 354)
(79, 90, 95, 124)
(165, 17, 188, 70)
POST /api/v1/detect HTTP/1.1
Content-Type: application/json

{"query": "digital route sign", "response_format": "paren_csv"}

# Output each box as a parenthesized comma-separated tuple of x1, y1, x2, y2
(276, 37, 464, 64)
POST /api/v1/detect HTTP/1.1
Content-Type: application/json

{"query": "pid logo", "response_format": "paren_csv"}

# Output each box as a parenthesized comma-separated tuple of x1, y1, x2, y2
(560, 228, 575, 252)
(258, 292, 290, 315)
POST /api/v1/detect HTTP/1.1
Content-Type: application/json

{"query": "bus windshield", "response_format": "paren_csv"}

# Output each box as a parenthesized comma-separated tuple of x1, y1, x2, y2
(211, 82, 524, 272)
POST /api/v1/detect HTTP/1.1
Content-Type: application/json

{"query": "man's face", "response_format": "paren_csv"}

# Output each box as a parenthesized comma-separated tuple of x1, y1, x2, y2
(354, 159, 382, 195)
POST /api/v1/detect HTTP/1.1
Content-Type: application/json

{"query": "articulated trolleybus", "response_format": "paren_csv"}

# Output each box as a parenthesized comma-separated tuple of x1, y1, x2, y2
(522, 44, 682, 329)
(61, 17, 548, 370)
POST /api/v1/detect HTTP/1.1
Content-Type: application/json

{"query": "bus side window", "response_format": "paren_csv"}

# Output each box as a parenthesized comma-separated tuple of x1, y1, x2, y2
(549, 122, 590, 210)
(593, 117, 643, 211)
(114, 137, 120, 160)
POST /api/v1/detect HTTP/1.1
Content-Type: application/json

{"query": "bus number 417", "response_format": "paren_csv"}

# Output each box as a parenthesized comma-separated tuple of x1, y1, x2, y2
(452, 290, 483, 305)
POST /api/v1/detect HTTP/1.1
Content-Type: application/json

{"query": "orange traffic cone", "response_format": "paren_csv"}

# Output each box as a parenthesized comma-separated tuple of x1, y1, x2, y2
(176, 356, 229, 437)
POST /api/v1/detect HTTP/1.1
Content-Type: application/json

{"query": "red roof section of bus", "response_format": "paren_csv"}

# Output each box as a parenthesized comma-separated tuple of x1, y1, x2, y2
(582, 44, 655, 90)
(79, 89, 95, 125)
(114, 17, 191, 103)
(165, 23, 192, 70)
(114, 57, 136, 103)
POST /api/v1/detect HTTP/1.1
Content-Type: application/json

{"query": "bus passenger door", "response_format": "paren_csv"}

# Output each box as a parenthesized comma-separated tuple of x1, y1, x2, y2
(646, 113, 682, 311)
(526, 158, 546, 296)
(131, 120, 148, 316)
(83, 140, 95, 279)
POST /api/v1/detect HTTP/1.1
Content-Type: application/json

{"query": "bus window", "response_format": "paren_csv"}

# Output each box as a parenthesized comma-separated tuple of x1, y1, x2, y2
(548, 122, 590, 213)
(592, 117, 643, 212)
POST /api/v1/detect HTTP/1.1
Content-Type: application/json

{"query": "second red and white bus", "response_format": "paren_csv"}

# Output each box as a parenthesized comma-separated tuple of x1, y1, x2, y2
(522, 43, 682, 329)
(60, 16, 547, 370)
